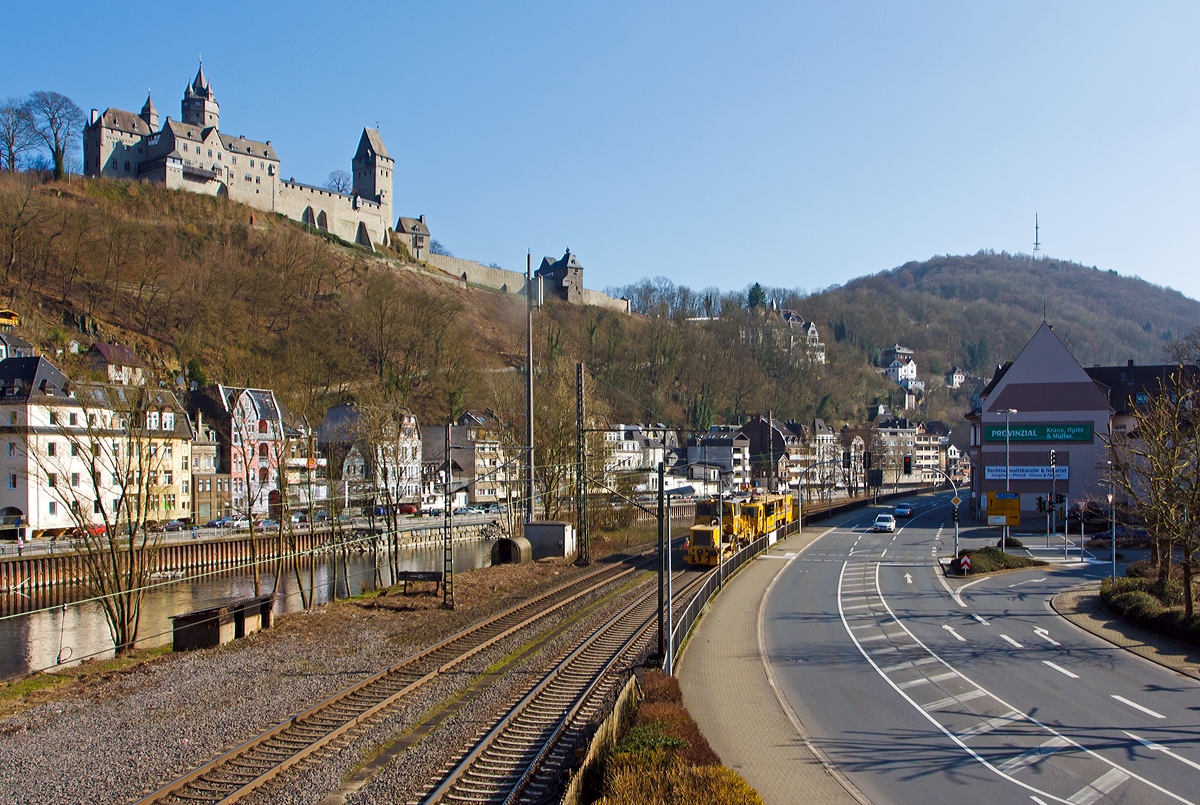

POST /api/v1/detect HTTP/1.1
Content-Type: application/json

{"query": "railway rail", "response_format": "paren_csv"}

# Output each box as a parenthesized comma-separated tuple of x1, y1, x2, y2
(132, 552, 662, 805)
(419, 567, 711, 805)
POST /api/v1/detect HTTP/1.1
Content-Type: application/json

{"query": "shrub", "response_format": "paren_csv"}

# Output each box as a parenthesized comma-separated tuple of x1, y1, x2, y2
(960, 546, 1045, 574)
(996, 536, 1024, 549)
(603, 752, 763, 805)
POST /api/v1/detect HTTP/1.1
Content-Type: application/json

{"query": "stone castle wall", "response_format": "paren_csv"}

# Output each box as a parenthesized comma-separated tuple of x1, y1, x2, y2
(425, 254, 630, 314)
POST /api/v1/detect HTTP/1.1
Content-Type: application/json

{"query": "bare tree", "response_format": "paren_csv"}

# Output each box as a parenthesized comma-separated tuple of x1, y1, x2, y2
(21, 384, 169, 654)
(26, 91, 84, 181)
(1165, 328, 1200, 365)
(324, 170, 352, 194)
(1109, 372, 1200, 616)
(0, 98, 37, 172)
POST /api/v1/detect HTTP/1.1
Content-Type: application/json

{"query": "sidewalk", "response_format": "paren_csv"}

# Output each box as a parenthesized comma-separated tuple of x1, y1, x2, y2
(676, 527, 863, 805)
(1052, 583, 1200, 682)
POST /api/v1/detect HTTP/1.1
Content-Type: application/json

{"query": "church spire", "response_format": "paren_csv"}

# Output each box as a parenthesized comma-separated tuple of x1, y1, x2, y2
(192, 63, 209, 93)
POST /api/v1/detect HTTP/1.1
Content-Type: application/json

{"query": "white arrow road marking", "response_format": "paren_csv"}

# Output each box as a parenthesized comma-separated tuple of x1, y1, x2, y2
(1125, 731, 1200, 771)
(1008, 577, 1048, 588)
(942, 624, 967, 642)
(904, 573, 913, 584)
(1034, 627, 1061, 646)
(1001, 634, 1024, 648)
(972, 614, 989, 625)
(1112, 695, 1165, 719)
(1043, 660, 1079, 678)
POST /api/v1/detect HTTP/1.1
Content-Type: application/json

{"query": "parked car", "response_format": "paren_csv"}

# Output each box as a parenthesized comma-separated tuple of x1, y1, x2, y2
(313, 510, 331, 522)
(397, 503, 420, 515)
(453, 507, 471, 516)
(893, 503, 914, 518)
(163, 519, 187, 532)
(206, 517, 230, 528)
(255, 519, 279, 531)
(872, 514, 897, 533)
(426, 508, 444, 518)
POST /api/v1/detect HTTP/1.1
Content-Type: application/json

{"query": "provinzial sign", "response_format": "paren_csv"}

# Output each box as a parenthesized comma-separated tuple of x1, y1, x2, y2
(984, 466, 1069, 481)
(984, 424, 1092, 442)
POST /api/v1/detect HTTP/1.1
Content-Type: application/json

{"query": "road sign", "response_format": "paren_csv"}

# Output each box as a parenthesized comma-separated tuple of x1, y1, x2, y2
(986, 490, 1020, 527)
(1076, 499, 1087, 511)
(960, 554, 972, 574)
(951, 496, 961, 506)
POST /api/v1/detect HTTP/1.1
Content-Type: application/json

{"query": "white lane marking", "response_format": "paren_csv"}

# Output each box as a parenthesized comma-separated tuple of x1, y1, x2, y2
(1001, 635, 1024, 649)
(904, 573, 913, 583)
(838, 560, 1197, 805)
(959, 711, 1025, 740)
(1034, 627, 1061, 646)
(842, 603, 872, 610)
(1125, 731, 1200, 771)
(1043, 660, 1079, 679)
(880, 548, 887, 557)
(1008, 577, 1048, 588)
(949, 575, 988, 608)
(1031, 797, 1051, 805)
(973, 614, 989, 625)
(923, 690, 987, 711)
(760, 555, 793, 559)
(997, 736, 1071, 774)
(942, 624, 967, 642)
(1111, 695, 1165, 719)
(1066, 768, 1130, 805)
(898, 671, 959, 690)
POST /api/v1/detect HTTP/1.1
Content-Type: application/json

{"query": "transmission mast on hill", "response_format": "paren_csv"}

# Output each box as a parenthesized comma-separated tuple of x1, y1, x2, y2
(1033, 213, 1041, 260)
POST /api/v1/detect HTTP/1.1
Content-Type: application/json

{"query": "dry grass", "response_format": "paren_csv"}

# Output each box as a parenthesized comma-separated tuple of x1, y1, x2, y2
(593, 671, 761, 805)
(0, 644, 172, 720)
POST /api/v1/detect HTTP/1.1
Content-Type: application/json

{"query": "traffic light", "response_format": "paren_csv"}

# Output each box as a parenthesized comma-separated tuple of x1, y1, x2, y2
(842, 451, 852, 470)
(1037, 496, 1045, 513)
(1049, 449, 1056, 468)
(863, 451, 872, 471)
(952, 507, 959, 523)
(903, 455, 912, 475)
(1056, 493, 1066, 504)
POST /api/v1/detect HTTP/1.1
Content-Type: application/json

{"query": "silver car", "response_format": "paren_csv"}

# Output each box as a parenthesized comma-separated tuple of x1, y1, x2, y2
(872, 514, 896, 533)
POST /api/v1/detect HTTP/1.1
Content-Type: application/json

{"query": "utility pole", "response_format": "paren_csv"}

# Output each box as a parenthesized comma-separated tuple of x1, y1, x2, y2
(665, 489, 673, 674)
(443, 423, 454, 609)
(575, 362, 590, 566)
(525, 252, 535, 525)
(657, 461, 665, 661)
(767, 410, 773, 494)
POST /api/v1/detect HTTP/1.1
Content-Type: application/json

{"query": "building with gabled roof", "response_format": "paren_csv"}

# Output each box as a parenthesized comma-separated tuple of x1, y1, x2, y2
(85, 342, 147, 386)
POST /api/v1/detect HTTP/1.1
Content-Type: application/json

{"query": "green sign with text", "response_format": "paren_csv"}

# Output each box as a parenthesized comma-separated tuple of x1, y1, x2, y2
(984, 423, 1092, 442)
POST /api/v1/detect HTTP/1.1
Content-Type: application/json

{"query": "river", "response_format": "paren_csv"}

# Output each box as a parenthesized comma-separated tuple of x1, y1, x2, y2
(0, 539, 495, 681)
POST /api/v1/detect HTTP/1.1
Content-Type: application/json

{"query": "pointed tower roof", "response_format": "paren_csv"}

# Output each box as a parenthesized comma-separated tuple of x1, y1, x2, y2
(354, 127, 390, 160)
(141, 93, 157, 117)
(193, 63, 209, 93)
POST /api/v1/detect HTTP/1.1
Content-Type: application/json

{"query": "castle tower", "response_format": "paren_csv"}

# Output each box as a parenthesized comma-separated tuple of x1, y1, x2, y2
(181, 64, 219, 129)
(140, 93, 159, 130)
(351, 128, 393, 223)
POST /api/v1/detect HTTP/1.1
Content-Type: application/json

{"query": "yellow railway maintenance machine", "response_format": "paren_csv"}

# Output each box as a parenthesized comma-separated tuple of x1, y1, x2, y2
(686, 498, 748, 567)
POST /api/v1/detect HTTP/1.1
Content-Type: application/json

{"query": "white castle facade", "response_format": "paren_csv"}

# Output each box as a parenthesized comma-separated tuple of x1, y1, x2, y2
(83, 66, 393, 249)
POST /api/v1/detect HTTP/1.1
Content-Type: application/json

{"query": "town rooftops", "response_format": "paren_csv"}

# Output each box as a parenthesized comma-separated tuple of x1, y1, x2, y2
(0, 356, 71, 400)
(88, 342, 147, 368)
(219, 133, 277, 160)
(1084, 362, 1200, 415)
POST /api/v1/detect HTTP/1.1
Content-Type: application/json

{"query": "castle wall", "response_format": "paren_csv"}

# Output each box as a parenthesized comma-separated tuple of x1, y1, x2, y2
(580, 288, 631, 314)
(275, 182, 390, 248)
(426, 254, 528, 294)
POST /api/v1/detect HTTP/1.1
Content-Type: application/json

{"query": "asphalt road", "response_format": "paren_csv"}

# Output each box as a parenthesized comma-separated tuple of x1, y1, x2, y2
(765, 493, 1199, 805)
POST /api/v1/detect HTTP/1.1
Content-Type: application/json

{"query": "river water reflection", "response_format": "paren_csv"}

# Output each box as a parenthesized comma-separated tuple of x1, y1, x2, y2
(0, 539, 494, 681)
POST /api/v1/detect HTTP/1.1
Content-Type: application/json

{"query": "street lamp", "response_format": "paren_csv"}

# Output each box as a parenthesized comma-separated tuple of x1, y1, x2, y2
(999, 408, 1018, 554)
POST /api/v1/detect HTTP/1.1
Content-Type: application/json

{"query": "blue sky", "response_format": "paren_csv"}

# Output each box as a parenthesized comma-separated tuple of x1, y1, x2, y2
(5, 2, 1199, 299)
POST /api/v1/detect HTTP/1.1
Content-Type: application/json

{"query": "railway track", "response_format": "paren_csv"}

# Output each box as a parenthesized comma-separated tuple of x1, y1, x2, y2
(133, 553, 662, 805)
(419, 567, 711, 805)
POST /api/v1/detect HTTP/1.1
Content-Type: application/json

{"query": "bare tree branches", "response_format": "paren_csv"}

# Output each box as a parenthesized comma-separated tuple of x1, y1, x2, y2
(324, 170, 352, 194)
(25, 91, 84, 181)
(0, 98, 37, 172)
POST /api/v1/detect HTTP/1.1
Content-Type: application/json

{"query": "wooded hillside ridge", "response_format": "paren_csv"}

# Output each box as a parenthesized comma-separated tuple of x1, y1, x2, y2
(3, 172, 1195, 445)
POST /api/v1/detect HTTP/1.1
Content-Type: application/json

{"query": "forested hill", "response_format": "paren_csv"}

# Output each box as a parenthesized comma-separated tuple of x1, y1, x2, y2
(802, 252, 1200, 375)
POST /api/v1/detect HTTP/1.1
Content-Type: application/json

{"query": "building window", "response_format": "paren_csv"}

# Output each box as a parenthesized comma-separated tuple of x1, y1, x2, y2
(146, 411, 159, 430)
(47, 442, 56, 457)
(163, 412, 174, 430)
(164, 471, 173, 485)
(8, 413, 15, 425)
(244, 174, 252, 182)
(71, 472, 80, 488)
(69, 413, 78, 426)
(259, 468, 269, 484)
(93, 500, 101, 514)
(6, 442, 13, 457)
(70, 443, 78, 456)
(48, 501, 57, 516)
(6, 474, 14, 489)
(124, 161, 130, 172)
(255, 176, 260, 184)
(249, 159, 255, 168)
(231, 156, 236, 164)
(181, 456, 188, 470)
(49, 411, 58, 425)
(47, 473, 57, 487)
(182, 480, 189, 494)
(207, 149, 212, 157)
(258, 443, 269, 458)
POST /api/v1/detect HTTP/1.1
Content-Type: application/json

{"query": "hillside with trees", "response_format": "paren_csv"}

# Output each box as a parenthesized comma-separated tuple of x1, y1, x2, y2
(3, 170, 1198, 451)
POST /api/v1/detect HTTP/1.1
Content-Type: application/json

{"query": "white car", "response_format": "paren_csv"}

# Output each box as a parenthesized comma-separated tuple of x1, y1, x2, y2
(872, 514, 896, 533)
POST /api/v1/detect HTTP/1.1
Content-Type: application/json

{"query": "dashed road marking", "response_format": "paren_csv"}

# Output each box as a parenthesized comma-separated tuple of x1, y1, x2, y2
(1125, 731, 1200, 771)
(1111, 695, 1165, 719)
(1000, 635, 1024, 649)
(996, 736, 1071, 774)
(1066, 768, 1130, 805)
(1043, 660, 1079, 679)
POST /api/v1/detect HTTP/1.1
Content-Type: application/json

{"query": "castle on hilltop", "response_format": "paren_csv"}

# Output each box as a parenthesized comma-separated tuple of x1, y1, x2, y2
(83, 66, 632, 314)
(84, 65, 394, 249)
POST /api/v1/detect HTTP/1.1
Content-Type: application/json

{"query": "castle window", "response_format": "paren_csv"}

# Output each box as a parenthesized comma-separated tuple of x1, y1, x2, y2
(249, 159, 255, 168)
(255, 176, 260, 184)
(244, 174, 252, 182)
(208, 149, 212, 157)
(231, 156, 236, 165)
(217, 153, 221, 161)
(124, 161, 130, 172)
